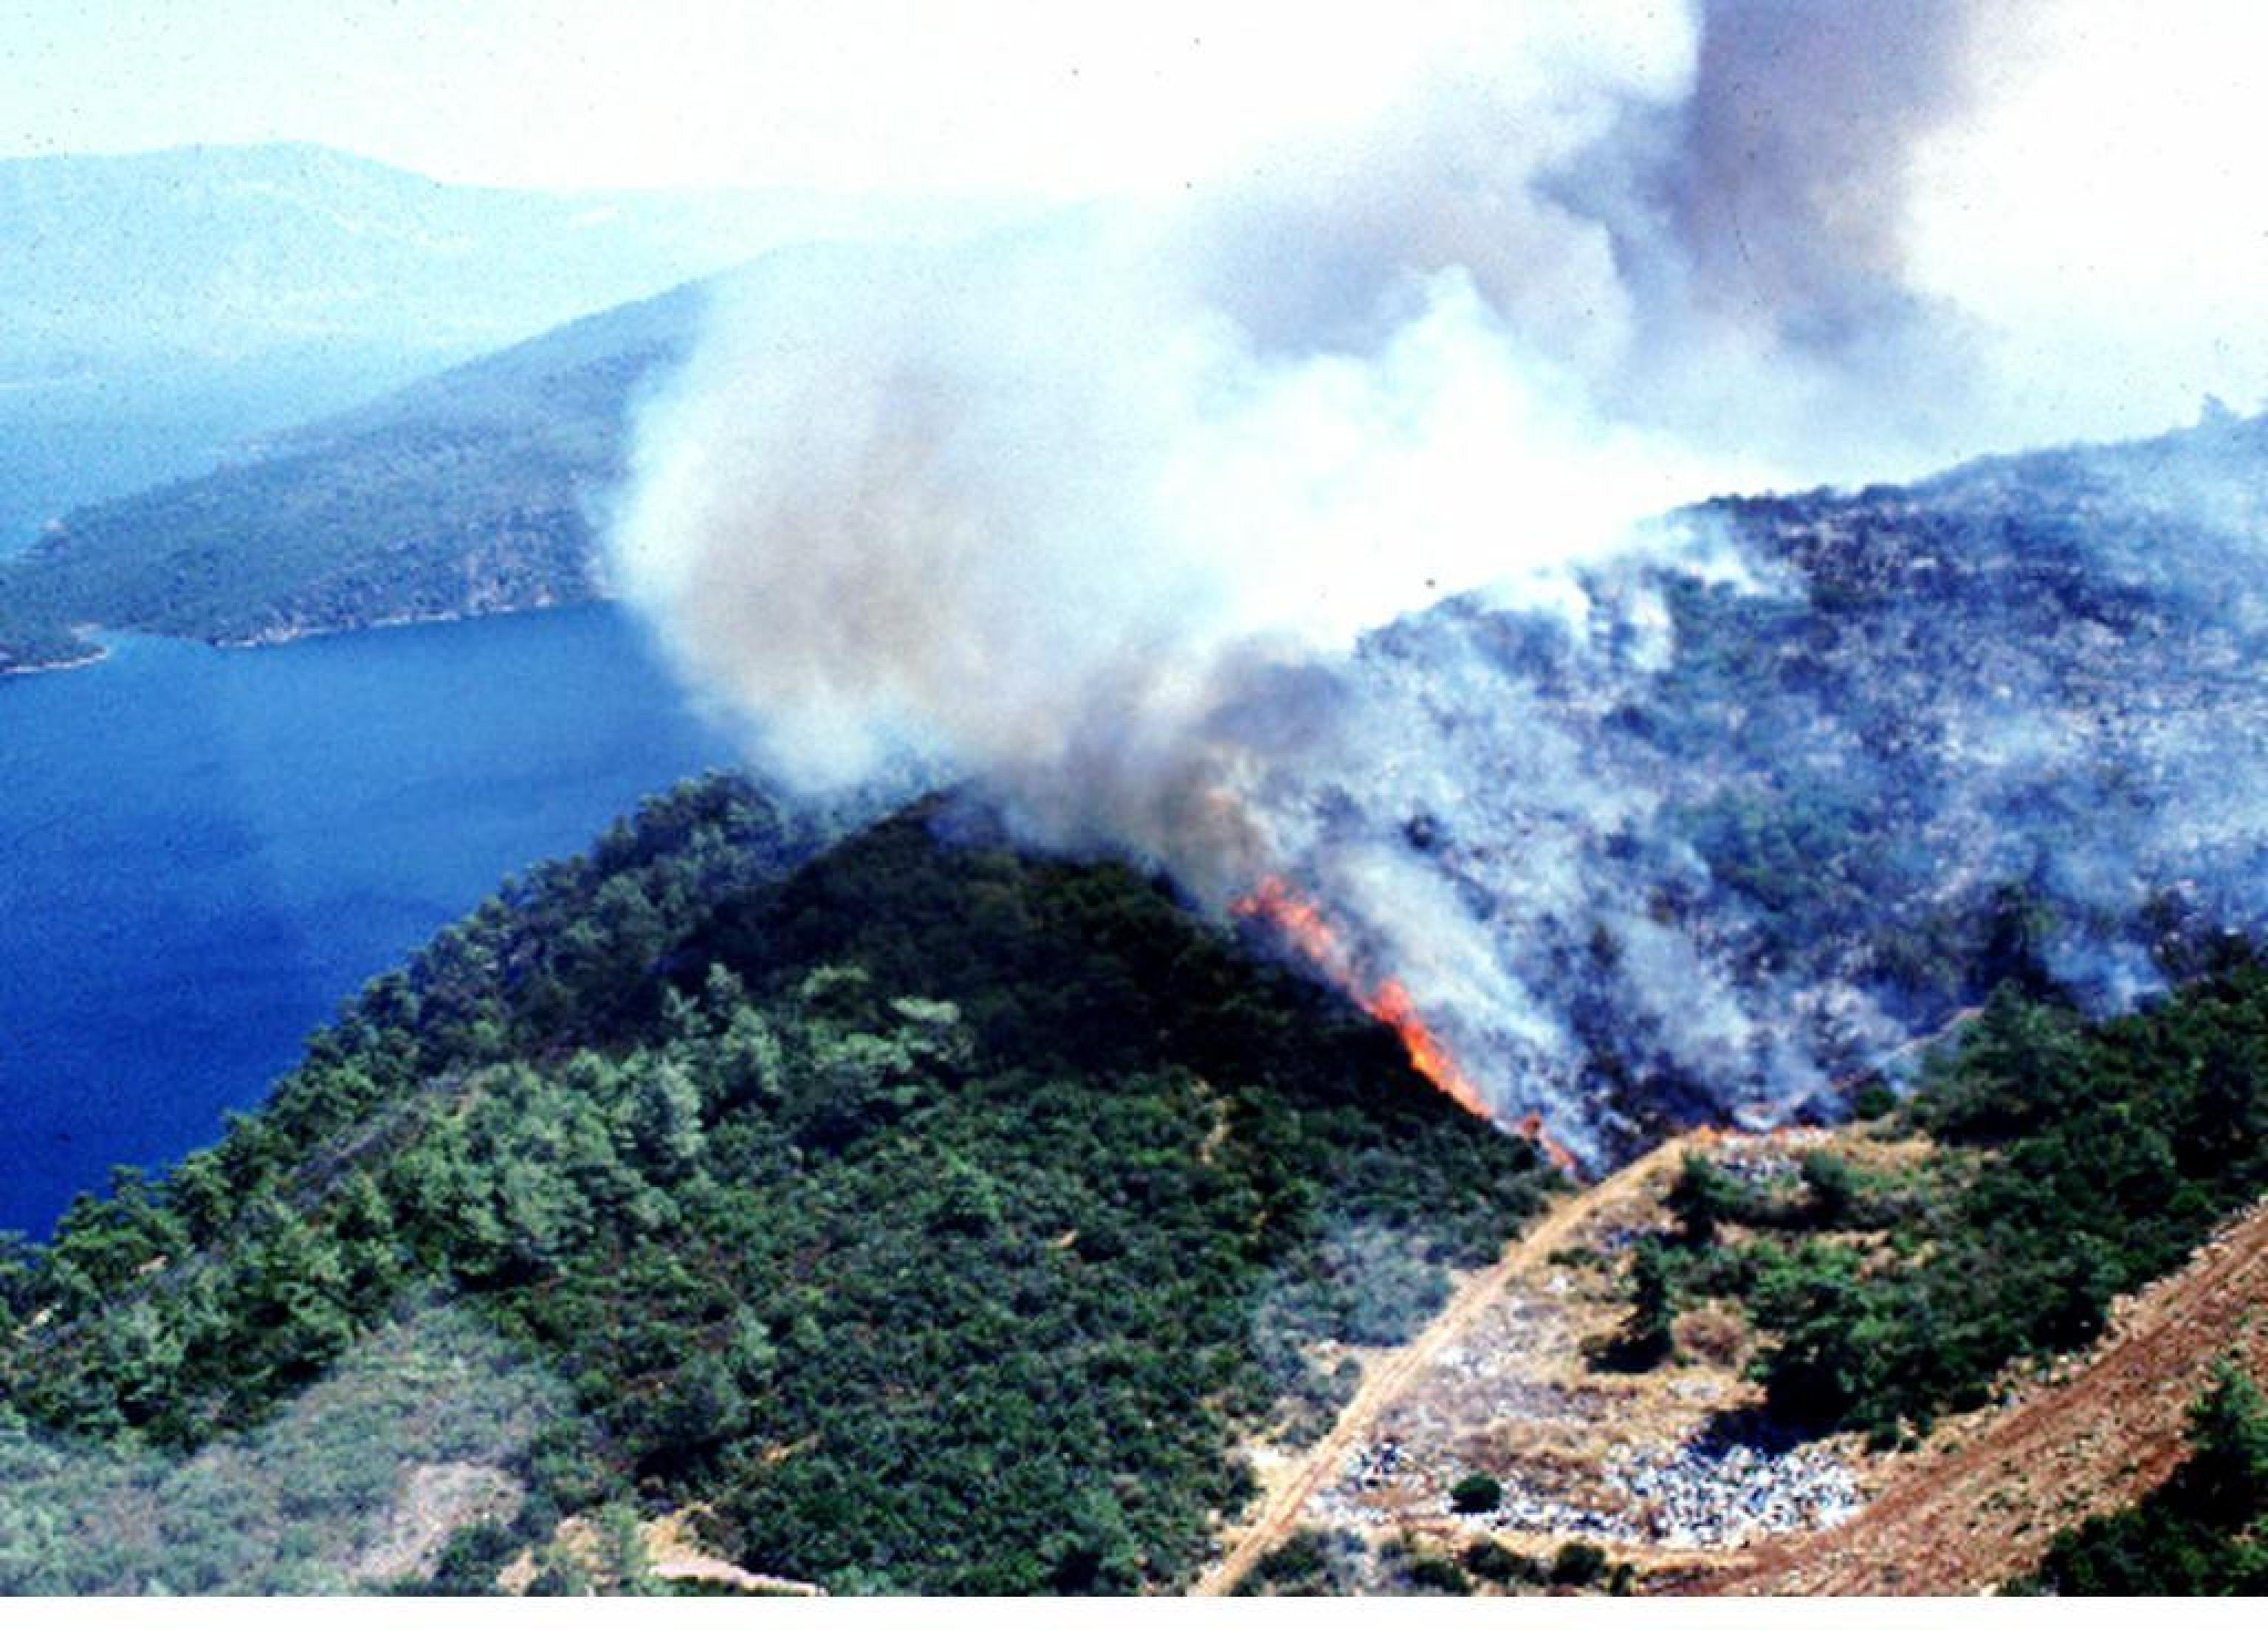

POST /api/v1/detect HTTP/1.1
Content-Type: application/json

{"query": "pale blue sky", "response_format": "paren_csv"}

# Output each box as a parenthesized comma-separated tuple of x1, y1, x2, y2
(0, 1, 1468, 196)
(4, 1, 2265, 435)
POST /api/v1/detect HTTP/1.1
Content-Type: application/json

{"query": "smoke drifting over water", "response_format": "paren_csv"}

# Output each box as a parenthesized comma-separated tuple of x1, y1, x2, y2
(610, 1, 2263, 1155)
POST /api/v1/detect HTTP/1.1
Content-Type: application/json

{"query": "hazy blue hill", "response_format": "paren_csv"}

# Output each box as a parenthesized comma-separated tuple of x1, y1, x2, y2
(0, 279, 705, 665)
(278, 278, 710, 446)
(0, 143, 1000, 551)
(2, 142, 883, 373)
(0, 234, 969, 668)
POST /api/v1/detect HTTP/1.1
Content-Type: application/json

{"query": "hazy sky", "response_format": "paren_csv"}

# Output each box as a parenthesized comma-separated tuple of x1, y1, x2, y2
(0, 1, 1468, 196)
(4, 1, 2264, 434)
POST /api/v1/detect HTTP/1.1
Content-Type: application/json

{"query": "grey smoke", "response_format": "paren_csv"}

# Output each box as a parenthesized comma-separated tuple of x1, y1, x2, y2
(1658, 0, 1986, 346)
(612, 0, 1993, 788)
(1578, 0, 2001, 462)
(608, 0, 2209, 1158)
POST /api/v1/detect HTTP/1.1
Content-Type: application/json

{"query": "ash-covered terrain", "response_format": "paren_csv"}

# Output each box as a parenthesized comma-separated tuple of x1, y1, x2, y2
(1234, 408, 2268, 1162)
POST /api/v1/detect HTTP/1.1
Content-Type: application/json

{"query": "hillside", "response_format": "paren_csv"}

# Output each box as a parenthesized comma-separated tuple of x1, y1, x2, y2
(0, 281, 703, 669)
(1196, 1129, 1717, 1596)
(13, 396, 2267, 1137)
(5, 388, 2268, 1592)
(0, 234, 963, 671)
(0, 142, 913, 549)
(0, 775, 1556, 1594)
(1711, 1195, 2268, 1595)
(7, 772, 2257, 1598)
(1197, 958, 2268, 1598)
(1252, 405, 2268, 1158)
(2, 760, 2264, 1596)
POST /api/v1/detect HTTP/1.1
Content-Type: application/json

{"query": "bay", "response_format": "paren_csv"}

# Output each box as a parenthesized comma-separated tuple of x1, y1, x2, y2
(0, 604, 740, 1237)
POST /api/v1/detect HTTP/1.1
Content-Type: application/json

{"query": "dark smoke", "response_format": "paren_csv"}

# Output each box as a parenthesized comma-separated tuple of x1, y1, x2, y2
(1552, 0, 2010, 467)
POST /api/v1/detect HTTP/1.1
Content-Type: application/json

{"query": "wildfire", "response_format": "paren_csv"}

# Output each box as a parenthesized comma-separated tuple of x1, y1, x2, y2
(1364, 975, 1491, 1121)
(1232, 876, 1579, 1176)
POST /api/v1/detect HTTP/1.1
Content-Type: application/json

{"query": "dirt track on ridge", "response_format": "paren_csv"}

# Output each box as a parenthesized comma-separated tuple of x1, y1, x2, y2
(1197, 1114, 2268, 1598)
(1700, 1194, 2268, 1596)
(1192, 1131, 1711, 1596)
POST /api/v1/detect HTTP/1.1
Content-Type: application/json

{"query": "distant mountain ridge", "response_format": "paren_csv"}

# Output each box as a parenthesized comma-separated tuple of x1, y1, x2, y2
(1, 142, 959, 371)
(0, 232, 975, 670)
(4, 266, 2258, 681)
(0, 142, 1006, 552)
(0, 277, 705, 668)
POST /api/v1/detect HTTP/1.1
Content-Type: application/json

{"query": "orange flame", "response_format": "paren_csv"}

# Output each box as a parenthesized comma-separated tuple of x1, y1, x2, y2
(1233, 876, 1579, 1176)
(1364, 975, 1491, 1121)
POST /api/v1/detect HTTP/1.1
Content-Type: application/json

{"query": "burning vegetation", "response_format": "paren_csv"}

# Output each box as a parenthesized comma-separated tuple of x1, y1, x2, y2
(602, 0, 2268, 1166)
(1234, 876, 1579, 1176)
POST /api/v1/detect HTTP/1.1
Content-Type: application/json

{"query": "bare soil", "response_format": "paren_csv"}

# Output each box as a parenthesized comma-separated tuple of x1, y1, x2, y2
(1195, 1129, 1753, 1594)
(1197, 1118, 2268, 1598)
(1703, 1193, 2268, 1595)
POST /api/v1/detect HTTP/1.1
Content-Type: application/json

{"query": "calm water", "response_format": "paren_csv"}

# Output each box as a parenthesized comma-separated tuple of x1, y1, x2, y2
(0, 605, 740, 1237)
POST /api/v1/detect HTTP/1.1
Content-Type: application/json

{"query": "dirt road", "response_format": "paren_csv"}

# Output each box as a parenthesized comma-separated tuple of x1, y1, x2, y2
(1705, 1194, 2268, 1595)
(1192, 1130, 1711, 1595)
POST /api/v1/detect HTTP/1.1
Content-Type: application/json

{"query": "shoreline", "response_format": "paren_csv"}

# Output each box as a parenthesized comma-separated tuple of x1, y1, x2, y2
(210, 592, 604, 653)
(0, 644, 109, 678)
(2, 594, 617, 678)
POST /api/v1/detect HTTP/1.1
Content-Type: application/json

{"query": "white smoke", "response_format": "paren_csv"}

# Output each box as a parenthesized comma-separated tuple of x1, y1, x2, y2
(610, 224, 1748, 790)
(607, 0, 2143, 1155)
(608, 0, 1953, 794)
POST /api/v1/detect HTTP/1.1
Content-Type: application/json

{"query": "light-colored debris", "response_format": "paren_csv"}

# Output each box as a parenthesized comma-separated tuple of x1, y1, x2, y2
(351, 1461, 522, 1585)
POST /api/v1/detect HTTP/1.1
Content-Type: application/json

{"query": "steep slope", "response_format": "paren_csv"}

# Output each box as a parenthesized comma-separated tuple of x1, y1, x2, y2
(0, 281, 702, 667)
(1200, 1120, 2268, 1598)
(0, 1303, 570, 1593)
(1195, 938, 2268, 1598)
(1197, 1130, 1707, 1595)
(1225, 406, 2268, 1157)
(0, 776, 1557, 1594)
(11, 399, 2268, 1165)
(1708, 1197, 2268, 1595)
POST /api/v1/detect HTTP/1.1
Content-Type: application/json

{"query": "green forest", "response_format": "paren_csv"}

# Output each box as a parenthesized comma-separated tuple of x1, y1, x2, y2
(1616, 961, 2268, 1446)
(7, 768, 2267, 1593)
(0, 774, 1556, 1593)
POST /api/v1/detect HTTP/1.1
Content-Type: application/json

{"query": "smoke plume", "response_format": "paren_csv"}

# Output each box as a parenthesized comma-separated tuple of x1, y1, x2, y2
(1654, 0, 1984, 346)
(608, 0, 2247, 1158)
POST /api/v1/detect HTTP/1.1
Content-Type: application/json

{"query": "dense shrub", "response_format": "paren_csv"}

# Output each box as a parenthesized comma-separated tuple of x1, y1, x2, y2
(1549, 1541, 1608, 1587)
(1450, 1472, 1503, 1513)
(2, 778, 1556, 1594)
(1626, 966, 2268, 1442)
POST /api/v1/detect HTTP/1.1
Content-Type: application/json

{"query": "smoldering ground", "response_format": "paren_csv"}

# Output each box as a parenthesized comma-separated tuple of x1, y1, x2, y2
(607, 1, 2268, 1155)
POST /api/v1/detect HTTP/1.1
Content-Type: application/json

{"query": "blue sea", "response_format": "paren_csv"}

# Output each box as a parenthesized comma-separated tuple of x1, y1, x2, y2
(0, 605, 741, 1237)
